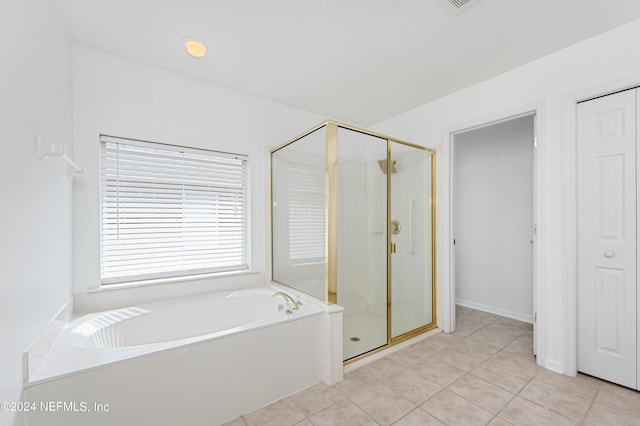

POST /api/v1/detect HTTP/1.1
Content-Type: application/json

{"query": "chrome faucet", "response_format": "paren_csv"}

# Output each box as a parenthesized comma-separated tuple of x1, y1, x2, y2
(272, 291, 300, 313)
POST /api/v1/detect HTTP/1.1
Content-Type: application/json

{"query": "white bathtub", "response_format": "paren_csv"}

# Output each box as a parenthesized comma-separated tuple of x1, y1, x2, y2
(69, 287, 316, 349)
(25, 285, 344, 426)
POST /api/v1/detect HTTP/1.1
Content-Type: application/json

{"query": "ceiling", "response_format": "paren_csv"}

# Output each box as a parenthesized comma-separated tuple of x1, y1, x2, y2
(56, 0, 640, 126)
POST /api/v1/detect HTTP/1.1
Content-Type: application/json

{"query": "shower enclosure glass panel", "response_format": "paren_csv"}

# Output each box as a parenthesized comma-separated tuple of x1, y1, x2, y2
(271, 126, 327, 301)
(270, 120, 437, 362)
(337, 127, 388, 361)
(390, 143, 434, 338)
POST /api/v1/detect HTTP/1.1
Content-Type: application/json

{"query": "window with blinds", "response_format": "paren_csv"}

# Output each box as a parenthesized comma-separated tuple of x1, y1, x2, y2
(287, 163, 325, 261)
(100, 136, 248, 285)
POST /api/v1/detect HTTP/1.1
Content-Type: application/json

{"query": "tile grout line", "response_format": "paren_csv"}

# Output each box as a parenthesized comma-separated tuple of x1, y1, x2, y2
(451, 311, 536, 425)
(346, 382, 415, 426)
(423, 312, 526, 425)
(449, 317, 526, 426)
(366, 313, 529, 425)
(510, 372, 588, 425)
(489, 359, 539, 426)
(578, 384, 601, 426)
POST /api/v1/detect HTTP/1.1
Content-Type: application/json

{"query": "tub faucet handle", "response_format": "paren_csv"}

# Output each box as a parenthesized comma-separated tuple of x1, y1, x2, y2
(272, 291, 300, 313)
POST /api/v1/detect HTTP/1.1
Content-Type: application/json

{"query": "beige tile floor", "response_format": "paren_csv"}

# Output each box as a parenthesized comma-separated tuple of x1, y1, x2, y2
(225, 306, 640, 426)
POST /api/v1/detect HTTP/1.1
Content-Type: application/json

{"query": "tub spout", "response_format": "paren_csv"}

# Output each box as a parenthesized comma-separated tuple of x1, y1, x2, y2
(272, 291, 300, 313)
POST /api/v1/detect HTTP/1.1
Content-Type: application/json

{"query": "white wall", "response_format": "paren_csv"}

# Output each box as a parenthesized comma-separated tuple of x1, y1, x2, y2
(454, 116, 534, 322)
(372, 17, 640, 373)
(72, 46, 325, 309)
(0, 0, 73, 424)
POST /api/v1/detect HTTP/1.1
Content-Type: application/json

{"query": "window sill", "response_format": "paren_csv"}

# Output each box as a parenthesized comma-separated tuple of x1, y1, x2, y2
(90, 270, 262, 293)
(288, 260, 325, 267)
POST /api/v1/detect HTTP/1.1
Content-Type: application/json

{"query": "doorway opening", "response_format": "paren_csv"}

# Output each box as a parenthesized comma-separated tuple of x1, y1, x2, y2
(451, 113, 537, 355)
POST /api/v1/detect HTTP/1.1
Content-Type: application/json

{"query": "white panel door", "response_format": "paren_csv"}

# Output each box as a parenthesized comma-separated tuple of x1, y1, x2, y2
(577, 88, 637, 389)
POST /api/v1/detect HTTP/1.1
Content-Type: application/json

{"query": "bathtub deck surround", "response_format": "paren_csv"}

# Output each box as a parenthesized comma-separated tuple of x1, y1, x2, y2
(22, 299, 74, 387)
(24, 284, 344, 425)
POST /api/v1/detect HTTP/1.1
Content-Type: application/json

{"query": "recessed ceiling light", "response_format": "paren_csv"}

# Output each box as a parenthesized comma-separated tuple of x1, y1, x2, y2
(183, 37, 207, 58)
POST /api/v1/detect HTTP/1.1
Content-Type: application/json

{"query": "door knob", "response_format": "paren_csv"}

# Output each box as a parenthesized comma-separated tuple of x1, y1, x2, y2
(604, 251, 615, 258)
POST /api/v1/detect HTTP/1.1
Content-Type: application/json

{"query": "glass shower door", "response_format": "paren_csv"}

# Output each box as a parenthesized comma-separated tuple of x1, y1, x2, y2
(390, 142, 434, 339)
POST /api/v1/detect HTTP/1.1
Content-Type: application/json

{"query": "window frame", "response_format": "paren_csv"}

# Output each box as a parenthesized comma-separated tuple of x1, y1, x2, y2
(99, 135, 249, 285)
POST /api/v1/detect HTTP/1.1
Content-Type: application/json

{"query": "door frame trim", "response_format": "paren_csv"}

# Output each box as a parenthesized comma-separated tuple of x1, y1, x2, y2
(442, 103, 544, 364)
(562, 76, 640, 376)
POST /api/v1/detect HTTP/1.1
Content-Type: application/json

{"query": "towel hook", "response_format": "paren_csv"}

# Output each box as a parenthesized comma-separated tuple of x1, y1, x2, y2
(36, 133, 83, 177)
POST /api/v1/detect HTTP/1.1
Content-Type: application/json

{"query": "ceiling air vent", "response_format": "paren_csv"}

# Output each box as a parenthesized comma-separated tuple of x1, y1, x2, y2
(439, 0, 477, 14)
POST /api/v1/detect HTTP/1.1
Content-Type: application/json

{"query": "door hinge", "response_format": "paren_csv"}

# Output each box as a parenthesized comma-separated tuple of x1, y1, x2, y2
(534, 224, 537, 236)
(453, 238, 456, 246)
(533, 312, 537, 323)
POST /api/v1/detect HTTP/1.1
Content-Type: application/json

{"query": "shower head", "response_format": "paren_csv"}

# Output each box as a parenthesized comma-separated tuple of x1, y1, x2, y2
(377, 159, 397, 174)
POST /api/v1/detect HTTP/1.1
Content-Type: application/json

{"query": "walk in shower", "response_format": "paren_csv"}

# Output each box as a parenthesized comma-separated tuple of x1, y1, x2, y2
(271, 121, 435, 361)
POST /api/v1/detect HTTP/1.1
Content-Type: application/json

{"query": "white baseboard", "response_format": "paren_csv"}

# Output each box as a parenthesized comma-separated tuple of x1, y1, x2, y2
(542, 358, 564, 374)
(456, 298, 533, 324)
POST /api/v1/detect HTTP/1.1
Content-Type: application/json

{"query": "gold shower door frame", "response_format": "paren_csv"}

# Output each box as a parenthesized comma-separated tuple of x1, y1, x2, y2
(270, 120, 437, 363)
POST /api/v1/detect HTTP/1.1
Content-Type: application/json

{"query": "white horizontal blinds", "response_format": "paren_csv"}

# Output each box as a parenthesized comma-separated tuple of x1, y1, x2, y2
(100, 136, 248, 284)
(288, 162, 325, 261)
